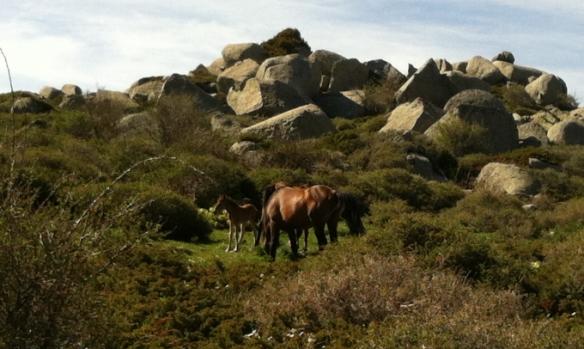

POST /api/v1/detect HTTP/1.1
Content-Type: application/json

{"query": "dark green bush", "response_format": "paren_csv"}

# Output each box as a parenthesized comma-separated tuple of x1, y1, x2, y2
(141, 189, 212, 242)
(362, 79, 400, 115)
(532, 168, 584, 201)
(427, 181, 465, 211)
(492, 83, 540, 116)
(348, 136, 408, 171)
(248, 167, 310, 191)
(432, 118, 489, 156)
(261, 28, 311, 57)
(345, 169, 432, 209)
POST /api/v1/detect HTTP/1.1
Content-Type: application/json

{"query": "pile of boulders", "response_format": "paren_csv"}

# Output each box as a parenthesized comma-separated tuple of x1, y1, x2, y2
(9, 30, 583, 198)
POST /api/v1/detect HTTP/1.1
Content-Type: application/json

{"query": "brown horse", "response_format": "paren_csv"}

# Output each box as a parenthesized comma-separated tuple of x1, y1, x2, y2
(258, 184, 368, 260)
(213, 195, 260, 252)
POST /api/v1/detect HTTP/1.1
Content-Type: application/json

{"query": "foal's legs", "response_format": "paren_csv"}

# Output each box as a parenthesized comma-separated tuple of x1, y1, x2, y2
(303, 229, 309, 253)
(226, 220, 234, 252)
(235, 223, 245, 252)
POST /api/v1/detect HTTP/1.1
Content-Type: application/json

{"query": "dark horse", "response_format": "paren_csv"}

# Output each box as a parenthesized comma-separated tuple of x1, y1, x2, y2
(256, 183, 368, 260)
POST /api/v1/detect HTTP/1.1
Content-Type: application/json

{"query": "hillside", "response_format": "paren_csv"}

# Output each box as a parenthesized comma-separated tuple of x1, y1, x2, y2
(1, 28, 584, 348)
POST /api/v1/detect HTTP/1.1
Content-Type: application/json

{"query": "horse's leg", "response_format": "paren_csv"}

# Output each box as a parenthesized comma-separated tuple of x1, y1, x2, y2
(303, 229, 308, 253)
(235, 223, 244, 252)
(226, 220, 233, 252)
(314, 224, 327, 250)
(287, 229, 298, 256)
(269, 222, 279, 261)
(327, 218, 339, 243)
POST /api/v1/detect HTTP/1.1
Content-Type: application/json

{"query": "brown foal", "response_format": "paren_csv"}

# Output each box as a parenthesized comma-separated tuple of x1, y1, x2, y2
(213, 195, 259, 252)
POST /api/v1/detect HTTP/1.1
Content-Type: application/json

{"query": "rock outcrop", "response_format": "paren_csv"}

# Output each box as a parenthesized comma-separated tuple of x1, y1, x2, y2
(492, 51, 515, 64)
(518, 121, 549, 146)
(256, 54, 321, 98)
(128, 76, 164, 104)
(39, 86, 64, 100)
(426, 90, 518, 153)
(466, 56, 507, 84)
(158, 74, 229, 113)
(547, 120, 584, 145)
(395, 59, 455, 108)
(11, 96, 53, 114)
(217, 59, 260, 94)
(62, 84, 82, 96)
(315, 90, 365, 118)
(476, 162, 540, 196)
(309, 50, 345, 76)
(222, 43, 267, 67)
(328, 58, 369, 92)
(525, 74, 568, 106)
(239, 104, 334, 140)
(226, 78, 309, 116)
(492, 61, 543, 85)
(379, 97, 443, 134)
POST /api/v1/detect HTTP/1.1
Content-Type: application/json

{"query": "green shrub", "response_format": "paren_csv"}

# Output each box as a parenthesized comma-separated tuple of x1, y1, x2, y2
(345, 169, 432, 209)
(260, 28, 311, 57)
(362, 79, 400, 115)
(427, 181, 465, 210)
(445, 191, 535, 237)
(492, 83, 540, 116)
(348, 136, 408, 171)
(248, 167, 310, 191)
(141, 189, 212, 242)
(533, 168, 584, 201)
(323, 129, 365, 154)
(432, 118, 489, 156)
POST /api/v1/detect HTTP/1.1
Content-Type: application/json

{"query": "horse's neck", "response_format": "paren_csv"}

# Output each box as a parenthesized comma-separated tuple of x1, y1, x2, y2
(221, 198, 240, 214)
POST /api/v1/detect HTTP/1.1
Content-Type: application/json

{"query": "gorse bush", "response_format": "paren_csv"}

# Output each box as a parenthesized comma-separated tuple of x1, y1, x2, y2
(260, 28, 311, 57)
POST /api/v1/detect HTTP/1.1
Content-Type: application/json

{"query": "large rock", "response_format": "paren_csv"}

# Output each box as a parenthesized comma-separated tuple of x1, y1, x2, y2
(571, 108, 584, 120)
(217, 59, 260, 94)
(445, 71, 491, 93)
(94, 90, 140, 112)
(309, 50, 345, 76)
(222, 43, 267, 67)
(328, 58, 369, 92)
(365, 59, 407, 86)
(476, 162, 540, 196)
(379, 97, 443, 134)
(531, 107, 572, 130)
(406, 153, 445, 181)
(59, 94, 85, 109)
(466, 56, 507, 84)
(426, 89, 518, 153)
(517, 121, 549, 146)
(434, 58, 453, 73)
(547, 120, 584, 145)
(158, 74, 229, 114)
(492, 61, 543, 85)
(452, 61, 468, 73)
(62, 84, 82, 96)
(226, 78, 309, 116)
(525, 74, 567, 106)
(39, 86, 64, 100)
(11, 96, 53, 114)
(315, 90, 365, 118)
(128, 76, 164, 104)
(117, 111, 160, 137)
(492, 51, 515, 64)
(239, 104, 334, 141)
(256, 54, 321, 98)
(395, 59, 455, 108)
(207, 57, 226, 76)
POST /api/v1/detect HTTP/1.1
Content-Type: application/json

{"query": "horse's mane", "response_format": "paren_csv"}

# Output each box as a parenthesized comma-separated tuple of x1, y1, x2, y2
(337, 192, 369, 216)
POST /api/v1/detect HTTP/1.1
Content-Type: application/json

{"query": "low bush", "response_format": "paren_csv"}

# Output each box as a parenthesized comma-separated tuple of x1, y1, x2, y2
(492, 83, 540, 116)
(432, 118, 489, 156)
(532, 168, 584, 201)
(260, 28, 311, 57)
(248, 167, 310, 191)
(362, 79, 401, 115)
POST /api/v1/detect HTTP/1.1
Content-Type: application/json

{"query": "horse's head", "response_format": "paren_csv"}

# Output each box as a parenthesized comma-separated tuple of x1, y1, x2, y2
(339, 193, 369, 235)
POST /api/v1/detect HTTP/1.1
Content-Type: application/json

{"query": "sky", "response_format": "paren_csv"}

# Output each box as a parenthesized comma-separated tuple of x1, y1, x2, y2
(1, 0, 583, 102)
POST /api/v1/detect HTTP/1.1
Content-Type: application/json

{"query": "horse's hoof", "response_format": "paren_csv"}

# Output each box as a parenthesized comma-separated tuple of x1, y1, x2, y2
(225, 248, 230, 252)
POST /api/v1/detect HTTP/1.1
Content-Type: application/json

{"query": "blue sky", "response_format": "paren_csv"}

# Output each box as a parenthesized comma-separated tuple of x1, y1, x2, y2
(1, 0, 583, 102)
